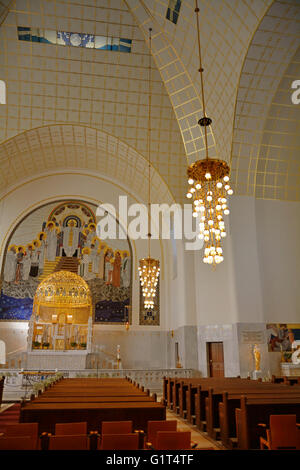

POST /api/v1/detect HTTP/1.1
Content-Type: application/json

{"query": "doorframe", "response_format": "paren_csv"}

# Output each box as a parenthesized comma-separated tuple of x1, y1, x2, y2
(206, 341, 224, 377)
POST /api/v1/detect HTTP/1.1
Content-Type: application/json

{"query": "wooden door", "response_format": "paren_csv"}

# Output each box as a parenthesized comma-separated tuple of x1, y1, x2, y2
(207, 342, 224, 377)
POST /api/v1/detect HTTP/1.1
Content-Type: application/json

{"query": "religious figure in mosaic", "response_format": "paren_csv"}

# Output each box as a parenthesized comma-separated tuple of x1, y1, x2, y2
(4, 245, 17, 283)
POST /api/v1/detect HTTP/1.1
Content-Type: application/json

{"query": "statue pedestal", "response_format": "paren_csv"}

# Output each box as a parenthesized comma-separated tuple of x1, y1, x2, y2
(27, 351, 88, 370)
(252, 370, 263, 380)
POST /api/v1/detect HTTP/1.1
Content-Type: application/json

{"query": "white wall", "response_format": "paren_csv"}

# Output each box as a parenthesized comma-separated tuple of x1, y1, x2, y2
(192, 196, 300, 376)
(255, 199, 300, 323)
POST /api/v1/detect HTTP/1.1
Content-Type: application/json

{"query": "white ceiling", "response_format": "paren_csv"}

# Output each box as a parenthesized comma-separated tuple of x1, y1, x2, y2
(0, 124, 174, 205)
(231, 0, 300, 201)
(0, 0, 299, 202)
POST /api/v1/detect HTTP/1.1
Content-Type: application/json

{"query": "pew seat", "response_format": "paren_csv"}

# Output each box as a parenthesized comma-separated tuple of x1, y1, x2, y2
(48, 434, 90, 450)
(146, 420, 177, 448)
(101, 421, 133, 434)
(154, 431, 191, 450)
(100, 433, 139, 450)
(0, 436, 38, 450)
(55, 421, 87, 436)
(259, 415, 300, 450)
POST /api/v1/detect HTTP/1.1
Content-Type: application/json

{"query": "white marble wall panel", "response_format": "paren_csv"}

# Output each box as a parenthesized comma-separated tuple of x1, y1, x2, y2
(197, 324, 240, 377)
(236, 323, 270, 378)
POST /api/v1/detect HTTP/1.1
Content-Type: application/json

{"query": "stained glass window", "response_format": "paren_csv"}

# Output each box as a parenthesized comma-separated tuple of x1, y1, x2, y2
(95, 36, 108, 50)
(166, 0, 182, 25)
(17, 27, 131, 52)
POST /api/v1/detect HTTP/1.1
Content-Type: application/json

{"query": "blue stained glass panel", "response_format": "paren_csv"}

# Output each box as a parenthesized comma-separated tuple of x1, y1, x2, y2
(111, 37, 119, 51)
(119, 38, 132, 53)
(81, 34, 95, 48)
(18, 27, 131, 53)
(17, 26, 31, 41)
(57, 31, 70, 45)
(166, 0, 182, 25)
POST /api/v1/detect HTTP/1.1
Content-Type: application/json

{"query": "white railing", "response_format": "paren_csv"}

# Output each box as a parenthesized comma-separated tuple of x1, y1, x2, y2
(0, 368, 200, 396)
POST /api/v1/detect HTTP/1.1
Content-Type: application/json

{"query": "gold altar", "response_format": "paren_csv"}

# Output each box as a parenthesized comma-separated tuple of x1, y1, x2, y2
(30, 271, 92, 351)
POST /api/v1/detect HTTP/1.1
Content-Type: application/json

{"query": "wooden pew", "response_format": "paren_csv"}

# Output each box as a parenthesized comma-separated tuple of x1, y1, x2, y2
(179, 378, 252, 420)
(32, 396, 156, 404)
(194, 381, 298, 433)
(217, 387, 300, 447)
(167, 377, 246, 416)
(20, 401, 166, 434)
(235, 395, 300, 449)
(185, 379, 261, 429)
(20, 378, 166, 435)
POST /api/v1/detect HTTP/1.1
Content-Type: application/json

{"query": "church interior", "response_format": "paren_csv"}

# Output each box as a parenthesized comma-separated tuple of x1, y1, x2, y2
(0, 0, 300, 452)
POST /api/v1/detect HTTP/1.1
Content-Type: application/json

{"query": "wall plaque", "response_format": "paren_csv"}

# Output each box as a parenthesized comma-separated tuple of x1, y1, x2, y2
(241, 331, 264, 344)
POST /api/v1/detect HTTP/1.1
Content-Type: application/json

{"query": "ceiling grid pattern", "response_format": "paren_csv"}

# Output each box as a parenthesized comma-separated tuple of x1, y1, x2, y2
(125, 0, 272, 165)
(0, 124, 174, 205)
(0, 0, 299, 202)
(231, 0, 300, 201)
(0, 0, 186, 201)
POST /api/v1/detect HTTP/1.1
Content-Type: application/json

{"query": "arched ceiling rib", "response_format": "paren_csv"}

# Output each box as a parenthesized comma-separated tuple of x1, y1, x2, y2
(0, 0, 12, 27)
(126, 0, 272, 166)
(124, 0, 217, 163)
(0, 124, 174, 206)
(231, 0, 300, 201)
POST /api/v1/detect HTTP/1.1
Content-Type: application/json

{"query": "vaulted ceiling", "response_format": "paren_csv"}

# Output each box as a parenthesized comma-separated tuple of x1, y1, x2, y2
(0, 0, 299, 203)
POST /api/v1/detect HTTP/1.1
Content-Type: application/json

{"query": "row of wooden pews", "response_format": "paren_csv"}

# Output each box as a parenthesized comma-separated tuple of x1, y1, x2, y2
(20, 377, 165, 435)
(163, 376, 300, 449)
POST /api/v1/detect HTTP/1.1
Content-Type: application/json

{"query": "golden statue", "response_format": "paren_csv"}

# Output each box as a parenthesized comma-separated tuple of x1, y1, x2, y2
(253, 344, 261, 371)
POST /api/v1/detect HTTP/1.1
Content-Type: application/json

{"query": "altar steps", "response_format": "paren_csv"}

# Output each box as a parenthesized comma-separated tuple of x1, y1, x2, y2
(54, 257, 79, 274)
(38, 257, 61, 281)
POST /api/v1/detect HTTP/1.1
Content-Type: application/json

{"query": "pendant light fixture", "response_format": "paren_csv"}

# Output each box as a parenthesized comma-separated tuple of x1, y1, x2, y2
(138, 28, 160, 309)
(186, 1, 233, 265)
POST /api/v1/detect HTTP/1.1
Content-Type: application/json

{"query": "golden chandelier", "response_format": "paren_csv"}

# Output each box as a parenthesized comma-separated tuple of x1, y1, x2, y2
(139, 257, 160, 309)
(138, 28, 160, 309)
(186, 1, 233, 265)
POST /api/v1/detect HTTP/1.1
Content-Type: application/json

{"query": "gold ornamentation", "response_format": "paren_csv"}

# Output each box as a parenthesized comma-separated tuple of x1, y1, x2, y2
(187, 159, 230, 182)
(38, 231, 47, 240)
(186, 2, 233, 266)
(34, 270, 92, 308)
(253, 344, 261, 371)
(186, 159, 233, 264)
(138, 257, 160, 310)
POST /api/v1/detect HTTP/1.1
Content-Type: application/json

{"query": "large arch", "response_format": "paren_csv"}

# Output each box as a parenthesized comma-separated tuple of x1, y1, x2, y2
(0, 124, 175, 205)
(231, 0, 300, 200)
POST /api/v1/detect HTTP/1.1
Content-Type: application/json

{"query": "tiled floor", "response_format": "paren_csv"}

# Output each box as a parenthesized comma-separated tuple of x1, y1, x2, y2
(166, 409, 223, 450)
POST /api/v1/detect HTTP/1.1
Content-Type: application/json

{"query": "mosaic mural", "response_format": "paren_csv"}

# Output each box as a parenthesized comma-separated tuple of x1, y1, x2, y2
(267, 324, 300, 352)
(0, 201, 131, 323)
